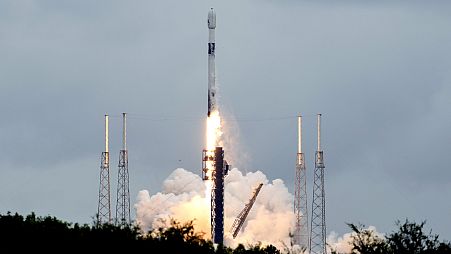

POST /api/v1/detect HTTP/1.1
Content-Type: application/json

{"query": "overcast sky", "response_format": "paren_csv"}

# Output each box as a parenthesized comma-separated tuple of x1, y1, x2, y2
(0, 0, 450, 239)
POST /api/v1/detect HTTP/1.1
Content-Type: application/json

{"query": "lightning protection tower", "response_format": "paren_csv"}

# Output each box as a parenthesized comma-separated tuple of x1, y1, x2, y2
(97, 114, 111, 224)
(309, 114, 326, 254)
(294, 115, 308, 249)
(116, 113, 131, 225)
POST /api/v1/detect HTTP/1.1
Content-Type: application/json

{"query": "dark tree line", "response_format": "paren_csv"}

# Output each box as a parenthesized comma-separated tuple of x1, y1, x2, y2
(0, 212, 280, 253)
(2, 212, 450, 254)
(333, 219, 451, 254)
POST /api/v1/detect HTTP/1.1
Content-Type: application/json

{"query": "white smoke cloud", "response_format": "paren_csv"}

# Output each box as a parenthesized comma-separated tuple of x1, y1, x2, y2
(135, 167, 296, 249)
(327, 226, 384, 254)
(327, 231, 354, 254)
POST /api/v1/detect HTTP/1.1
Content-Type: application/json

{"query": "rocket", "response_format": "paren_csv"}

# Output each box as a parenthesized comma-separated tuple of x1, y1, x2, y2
(207, 8, 217, 117)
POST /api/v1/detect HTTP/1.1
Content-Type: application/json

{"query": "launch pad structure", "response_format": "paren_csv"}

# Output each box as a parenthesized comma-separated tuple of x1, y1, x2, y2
(202, 147, 230, 245)
(230, 183, 263, 239)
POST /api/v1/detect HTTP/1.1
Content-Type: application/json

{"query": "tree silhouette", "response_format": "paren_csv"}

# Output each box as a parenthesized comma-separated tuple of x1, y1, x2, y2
(345, 223, 388, 254)
(346, 220, 451, 254)
(387, 219, 451, 254)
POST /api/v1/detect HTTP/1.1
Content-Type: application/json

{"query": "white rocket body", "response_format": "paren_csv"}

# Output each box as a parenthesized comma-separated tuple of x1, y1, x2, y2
(208, 8, 217, 117)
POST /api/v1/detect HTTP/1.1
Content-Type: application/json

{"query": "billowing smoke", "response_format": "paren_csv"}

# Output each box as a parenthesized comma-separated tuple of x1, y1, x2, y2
(327, 231, 355, 253)
(135, 167, 295, 249)
(327, 226, 384, 254)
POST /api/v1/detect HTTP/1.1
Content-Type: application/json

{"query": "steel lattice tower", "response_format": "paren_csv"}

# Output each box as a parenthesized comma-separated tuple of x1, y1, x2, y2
(309, 114, 326, 254)
(97, 114, 111, 224)
(294, 116, 309, 249)
(116, 113, 131, 225)
(202, 147, 230, 245)
(211, 147, 224, 244)
(211, 147, 230, 244)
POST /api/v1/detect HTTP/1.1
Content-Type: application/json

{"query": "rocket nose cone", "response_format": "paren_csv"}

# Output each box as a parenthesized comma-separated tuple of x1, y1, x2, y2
(208, 8, 216, 29)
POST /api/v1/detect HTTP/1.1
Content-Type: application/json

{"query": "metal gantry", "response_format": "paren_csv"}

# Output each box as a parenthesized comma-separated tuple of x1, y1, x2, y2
(211, 147, 230, 245)
(309, 114, 326, 254)
(97, 114, 111, 224)
(294, 115, 309, 249)
(203, 146, 230, 245)
(116, 113, 130, 225)
(230, 183, 263, 238)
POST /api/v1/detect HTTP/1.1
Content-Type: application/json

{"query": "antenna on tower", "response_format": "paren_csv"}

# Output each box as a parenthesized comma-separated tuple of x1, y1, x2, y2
(294, 115, 309, 249)
(116, 112, 131, 225)
(97, 114, 111, 224)
(309, 113, 326, 254)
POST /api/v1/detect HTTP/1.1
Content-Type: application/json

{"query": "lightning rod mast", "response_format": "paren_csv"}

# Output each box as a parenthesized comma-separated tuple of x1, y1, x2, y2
(309, 114, 327, 254)
(294, 115, 309, 249)
(97, 114, 111, 224)
(116, 113, 131, 225)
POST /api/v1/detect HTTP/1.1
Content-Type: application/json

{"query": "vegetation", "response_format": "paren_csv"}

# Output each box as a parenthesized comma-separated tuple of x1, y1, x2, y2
(0, 212, 279, 253)
(334, 219, 451, 254)
(2, 212, 450, 253)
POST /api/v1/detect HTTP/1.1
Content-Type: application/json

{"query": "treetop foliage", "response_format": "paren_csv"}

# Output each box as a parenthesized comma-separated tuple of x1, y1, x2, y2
(337, 219, 451, 254)
(0, 212, 280, 253)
